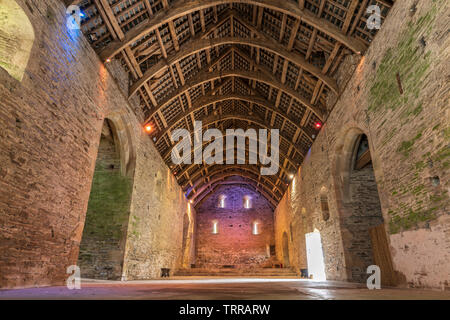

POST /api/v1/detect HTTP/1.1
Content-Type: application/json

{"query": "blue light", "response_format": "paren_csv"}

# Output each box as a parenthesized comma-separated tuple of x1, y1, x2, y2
(79, 12, 86, 18)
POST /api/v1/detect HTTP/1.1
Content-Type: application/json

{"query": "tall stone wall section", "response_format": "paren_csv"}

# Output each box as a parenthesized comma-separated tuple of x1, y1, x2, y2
(196, 185, 275, 268)
(275, 0, 449, 289)
(0, 0, 194, 288)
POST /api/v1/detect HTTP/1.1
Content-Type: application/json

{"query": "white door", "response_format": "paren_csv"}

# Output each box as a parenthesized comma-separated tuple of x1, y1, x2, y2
(305, 232, 326, 281)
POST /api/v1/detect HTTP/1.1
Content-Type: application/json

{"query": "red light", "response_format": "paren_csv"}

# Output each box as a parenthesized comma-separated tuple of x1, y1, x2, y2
(144, 125, 152, 133)
(315, 122, 322, 129)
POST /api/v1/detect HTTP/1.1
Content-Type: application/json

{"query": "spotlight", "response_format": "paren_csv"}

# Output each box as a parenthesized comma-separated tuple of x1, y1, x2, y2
(105, 58, 111, 63)
(144, 124, 152, 133)
(189, 199, 194, 204)
(80, 12, 86, 18)
(289, 174, 294, 180)
(315, 122, 322, 129)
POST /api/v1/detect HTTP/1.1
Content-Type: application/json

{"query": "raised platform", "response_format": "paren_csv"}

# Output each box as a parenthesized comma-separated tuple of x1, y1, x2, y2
(174, 267, 298, 277)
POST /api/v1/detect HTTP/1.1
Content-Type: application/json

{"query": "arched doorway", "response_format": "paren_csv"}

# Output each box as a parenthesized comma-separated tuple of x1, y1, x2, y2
(305, 231, 326, 280)
(335, 131, 396, 285)
(282, 232, 290, 267)
(77, 119, 133, 280)
(0, 0, 34, 81)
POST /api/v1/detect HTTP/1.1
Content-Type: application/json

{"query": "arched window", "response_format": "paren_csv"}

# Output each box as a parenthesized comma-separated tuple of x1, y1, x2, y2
(252, 221, 260, 235)
(354, 134, 371, 170)
(243, 195, 252, 209)
(212, 220, 219, 234)
(0, 0, 35, 81)
(218, 194, 226, 208)
(320, 194, 330, 221)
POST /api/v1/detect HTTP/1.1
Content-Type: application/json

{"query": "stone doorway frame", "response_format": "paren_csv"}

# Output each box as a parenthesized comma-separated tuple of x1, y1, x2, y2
(331, 126, 396, 284)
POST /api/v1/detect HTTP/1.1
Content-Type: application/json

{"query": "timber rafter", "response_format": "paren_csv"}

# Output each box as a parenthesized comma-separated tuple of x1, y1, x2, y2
(75, 0, 394, 207)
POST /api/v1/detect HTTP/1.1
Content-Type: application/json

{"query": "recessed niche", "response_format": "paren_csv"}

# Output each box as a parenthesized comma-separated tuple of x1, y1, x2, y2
(430, 176, 440, 186)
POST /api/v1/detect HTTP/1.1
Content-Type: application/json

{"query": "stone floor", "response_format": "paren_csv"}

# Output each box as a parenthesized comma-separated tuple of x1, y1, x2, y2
(1, 277, 449, 300)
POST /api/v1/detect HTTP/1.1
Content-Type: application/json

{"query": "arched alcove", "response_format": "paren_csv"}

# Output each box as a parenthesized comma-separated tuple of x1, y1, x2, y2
(0, 0, 34, 81)
(282, 232, 290, 267)
(77, 118, 134, 280)
(252, 220, 262, 235)
(333, 129, 396, 285)
(243, 195, 252, 209)
(181, 211, 191, 265)
(319, 187, 330, 221)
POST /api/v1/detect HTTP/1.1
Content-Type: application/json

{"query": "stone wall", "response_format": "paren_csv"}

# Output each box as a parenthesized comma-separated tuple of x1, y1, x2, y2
(342, 163, 385, 282)
(196, 185, 275, 268)
(275, 0, 449, 289)
(0, 0, 193, 288)
(77, 120, 132, 280)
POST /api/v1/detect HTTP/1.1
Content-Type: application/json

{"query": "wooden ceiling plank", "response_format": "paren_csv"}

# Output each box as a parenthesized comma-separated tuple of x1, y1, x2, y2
(129, 36, 338, 98)
(98, 0, 367, 61)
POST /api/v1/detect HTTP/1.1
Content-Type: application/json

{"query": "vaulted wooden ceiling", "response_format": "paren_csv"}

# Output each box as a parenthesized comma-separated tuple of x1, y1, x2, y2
(76, 0, 394, 208)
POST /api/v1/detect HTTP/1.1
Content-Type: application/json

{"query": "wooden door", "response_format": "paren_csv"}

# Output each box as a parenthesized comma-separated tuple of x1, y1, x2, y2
(369, 224, 396, 286)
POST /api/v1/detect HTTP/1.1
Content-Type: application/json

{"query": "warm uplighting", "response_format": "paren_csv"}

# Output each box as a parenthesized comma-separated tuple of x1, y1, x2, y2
(212, 221, 219, 234)
(218, 195, 226, 208)
(243, 196, 252, 209)
(252, 222, 260, 235)
(144, 124, 152, 133)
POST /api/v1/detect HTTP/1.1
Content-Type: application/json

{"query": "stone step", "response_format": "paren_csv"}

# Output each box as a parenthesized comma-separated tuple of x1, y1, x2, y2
(174, 268, 298, 277)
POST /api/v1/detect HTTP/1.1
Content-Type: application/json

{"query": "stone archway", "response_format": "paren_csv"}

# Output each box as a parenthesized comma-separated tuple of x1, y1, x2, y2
(77, 118, 135, 280)
(333, 128, 396, 286)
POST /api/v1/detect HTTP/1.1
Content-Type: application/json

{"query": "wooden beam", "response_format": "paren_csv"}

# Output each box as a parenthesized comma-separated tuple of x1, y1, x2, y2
(129, 36, 338, 97)
(155, 93, 311, 145)
(140, 69, 323, 124)
(186, 165, 283, 196)
(169, 129, 298, 171)
(162, 113, 306, 162)
(191, 177, 278, 208)
(98, 0, 367, 61)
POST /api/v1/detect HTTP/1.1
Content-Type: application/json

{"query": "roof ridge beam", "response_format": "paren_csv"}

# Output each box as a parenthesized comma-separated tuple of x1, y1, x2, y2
(129, 36, 338, 98)
(140, 69, 323, 123)
(162, 112, 306, 160)
(154, 93, 312, 144)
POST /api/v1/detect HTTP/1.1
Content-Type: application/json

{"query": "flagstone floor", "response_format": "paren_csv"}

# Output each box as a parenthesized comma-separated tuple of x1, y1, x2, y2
(1, 277, 449, 300)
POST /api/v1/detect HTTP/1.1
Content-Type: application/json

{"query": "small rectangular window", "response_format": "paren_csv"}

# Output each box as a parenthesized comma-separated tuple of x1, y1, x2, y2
(252, 222, 259, 235)
(243, 196, 252, 209)
(212, 221, 218, 234)
(218, 195, 226, 208)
